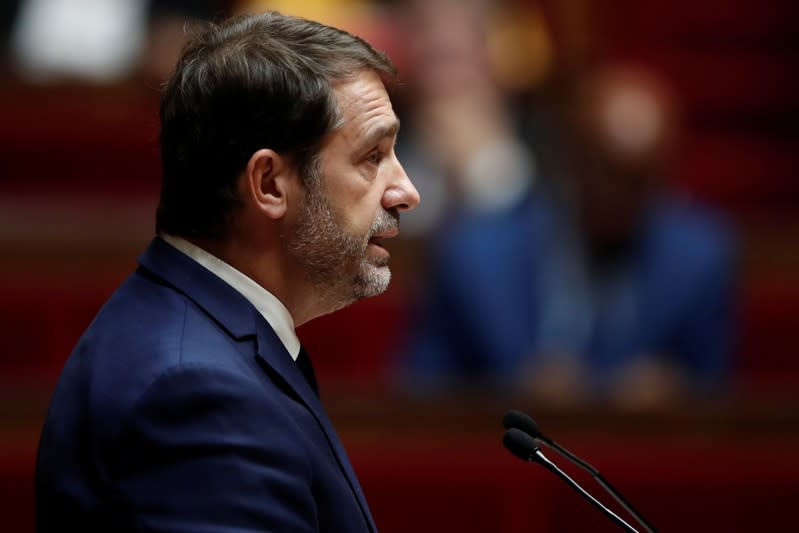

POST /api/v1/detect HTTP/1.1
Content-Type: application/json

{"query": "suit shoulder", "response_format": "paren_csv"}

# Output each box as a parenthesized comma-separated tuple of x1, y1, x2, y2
(86, 275, 231, 374)
(58, 272, 259, 443)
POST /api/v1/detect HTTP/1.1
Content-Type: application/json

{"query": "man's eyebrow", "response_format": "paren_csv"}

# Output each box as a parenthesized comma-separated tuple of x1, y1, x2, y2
(358, 119, 401, 151)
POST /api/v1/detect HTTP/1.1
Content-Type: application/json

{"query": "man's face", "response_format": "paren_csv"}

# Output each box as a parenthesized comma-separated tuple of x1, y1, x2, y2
(288, 70, 420, 311)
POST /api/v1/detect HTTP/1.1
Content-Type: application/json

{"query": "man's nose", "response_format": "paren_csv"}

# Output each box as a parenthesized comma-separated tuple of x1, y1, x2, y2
(382, 157, 420, 212)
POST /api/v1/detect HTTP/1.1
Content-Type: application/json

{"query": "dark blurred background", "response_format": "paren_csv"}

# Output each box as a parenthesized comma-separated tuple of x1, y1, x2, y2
(1, 0, 797, 531)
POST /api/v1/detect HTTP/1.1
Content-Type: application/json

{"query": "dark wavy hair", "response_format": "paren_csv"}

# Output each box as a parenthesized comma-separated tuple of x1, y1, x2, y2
(156, 11, 397, 239)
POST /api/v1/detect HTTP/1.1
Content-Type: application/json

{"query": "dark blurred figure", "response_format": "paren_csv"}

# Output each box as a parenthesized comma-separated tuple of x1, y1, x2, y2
(0, 0, 22, 74)
(403, 63, 738, 410)
(142, 0, 223, 83)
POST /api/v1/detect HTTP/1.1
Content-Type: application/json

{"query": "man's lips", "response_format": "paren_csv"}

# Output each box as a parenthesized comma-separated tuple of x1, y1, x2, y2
(368, 228, 399, 250)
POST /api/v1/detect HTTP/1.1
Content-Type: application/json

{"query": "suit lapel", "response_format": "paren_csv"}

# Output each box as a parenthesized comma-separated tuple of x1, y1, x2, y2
(254, 319, 377, 532)
(139, 237, 376, 532)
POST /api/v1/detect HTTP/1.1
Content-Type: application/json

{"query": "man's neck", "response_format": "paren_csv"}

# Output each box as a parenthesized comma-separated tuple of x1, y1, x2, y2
(184, 235, 324, 327)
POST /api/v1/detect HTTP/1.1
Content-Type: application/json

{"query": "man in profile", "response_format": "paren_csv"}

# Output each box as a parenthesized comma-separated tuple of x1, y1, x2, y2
(35, 11, 419, 532)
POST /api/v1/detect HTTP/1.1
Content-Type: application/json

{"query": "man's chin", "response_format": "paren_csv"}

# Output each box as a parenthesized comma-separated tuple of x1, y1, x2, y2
(358, 263, 391, 297)
(365, 244, 390, 268)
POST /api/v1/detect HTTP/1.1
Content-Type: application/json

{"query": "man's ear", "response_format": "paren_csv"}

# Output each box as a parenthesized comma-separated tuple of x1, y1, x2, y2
(243, 148, 294, 219)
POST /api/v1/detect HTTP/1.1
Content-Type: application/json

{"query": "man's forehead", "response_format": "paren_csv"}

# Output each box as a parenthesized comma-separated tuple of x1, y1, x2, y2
(331, 71, 399, 143)
(333, 72, 395, 120)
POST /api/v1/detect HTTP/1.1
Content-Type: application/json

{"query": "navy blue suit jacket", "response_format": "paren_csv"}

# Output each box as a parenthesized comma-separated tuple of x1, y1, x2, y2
(36, 237, 377, 532)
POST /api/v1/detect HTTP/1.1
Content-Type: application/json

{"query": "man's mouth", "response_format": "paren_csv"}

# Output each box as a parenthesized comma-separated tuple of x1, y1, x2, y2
(368, 229, 398, 253)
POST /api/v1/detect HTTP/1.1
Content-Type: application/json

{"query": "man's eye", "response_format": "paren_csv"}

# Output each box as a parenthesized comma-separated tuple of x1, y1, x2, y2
(366, 150, 383, 165)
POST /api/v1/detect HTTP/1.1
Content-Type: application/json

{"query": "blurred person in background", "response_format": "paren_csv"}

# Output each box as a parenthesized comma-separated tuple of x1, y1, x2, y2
(394, 0, 550, 236)
(35, 11, 418, 531)
(7, 0, 221, 84)
(403, 63, 738, 410)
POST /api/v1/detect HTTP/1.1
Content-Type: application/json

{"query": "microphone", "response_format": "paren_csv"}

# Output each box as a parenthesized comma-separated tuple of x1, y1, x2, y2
(503, 410, 657, 533)
(503, 428, 640, 533)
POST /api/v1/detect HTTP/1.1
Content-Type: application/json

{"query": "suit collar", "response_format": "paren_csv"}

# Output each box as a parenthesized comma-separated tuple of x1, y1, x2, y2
(139, 237, 377, 531)
(138, 237, 257, 340)
(160, 234, 302, 359)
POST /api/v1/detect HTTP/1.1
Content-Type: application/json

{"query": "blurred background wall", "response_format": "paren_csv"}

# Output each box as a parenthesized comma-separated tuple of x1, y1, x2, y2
(1, 0, 797, 531)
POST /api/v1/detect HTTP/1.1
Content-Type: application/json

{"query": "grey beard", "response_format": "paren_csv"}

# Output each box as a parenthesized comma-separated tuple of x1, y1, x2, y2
(288, 180, 398, 313)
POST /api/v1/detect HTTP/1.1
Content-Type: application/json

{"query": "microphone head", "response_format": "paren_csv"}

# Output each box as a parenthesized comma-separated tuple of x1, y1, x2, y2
(503, 428, 539, 462)
(502, 409, 542, 439)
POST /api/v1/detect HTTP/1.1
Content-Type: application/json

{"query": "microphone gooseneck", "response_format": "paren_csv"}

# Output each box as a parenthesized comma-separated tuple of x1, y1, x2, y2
(502, 410, 657, 533)
(503, 428, 640, 533)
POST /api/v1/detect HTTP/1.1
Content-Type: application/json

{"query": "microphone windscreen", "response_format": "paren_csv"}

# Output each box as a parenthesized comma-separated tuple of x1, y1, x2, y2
(502, 409, 542, 438)
(503, 428, 538, 462)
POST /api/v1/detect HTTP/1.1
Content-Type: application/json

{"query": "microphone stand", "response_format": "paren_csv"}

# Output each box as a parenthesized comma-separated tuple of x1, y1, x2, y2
(537, 436, 657, 533)
(530, 448, 640, 533)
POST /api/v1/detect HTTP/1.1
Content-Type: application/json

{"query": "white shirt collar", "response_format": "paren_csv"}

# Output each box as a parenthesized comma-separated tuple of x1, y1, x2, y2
(161, 234, 301, 361)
